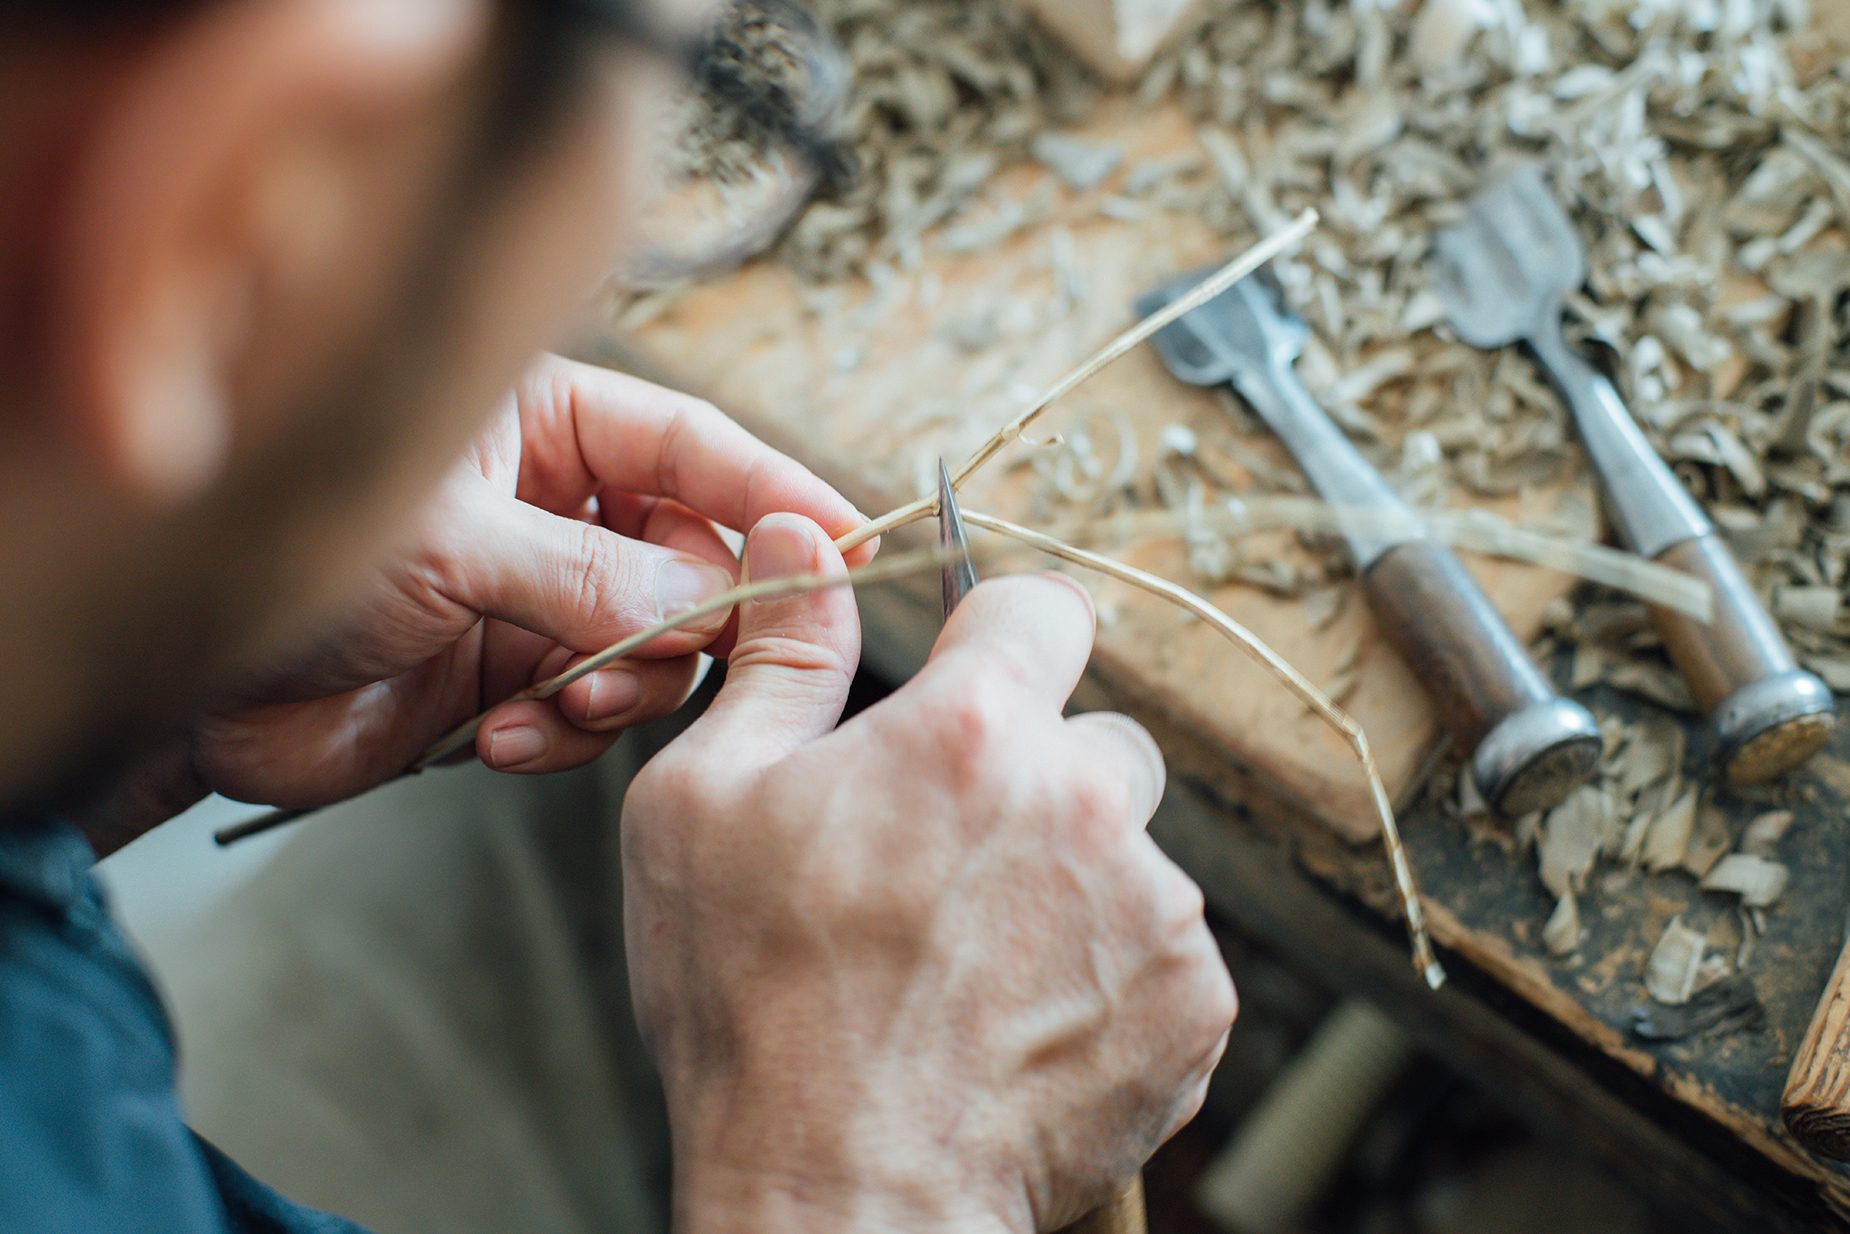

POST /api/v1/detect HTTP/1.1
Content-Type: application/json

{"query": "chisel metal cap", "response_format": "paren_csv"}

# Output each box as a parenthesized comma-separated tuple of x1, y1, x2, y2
(1471, 697, 1604, 817)
(1713, 669, 1837, 786)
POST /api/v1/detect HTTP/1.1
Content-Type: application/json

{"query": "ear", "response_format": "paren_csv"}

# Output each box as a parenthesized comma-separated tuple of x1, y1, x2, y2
(40, 0, 488, 505)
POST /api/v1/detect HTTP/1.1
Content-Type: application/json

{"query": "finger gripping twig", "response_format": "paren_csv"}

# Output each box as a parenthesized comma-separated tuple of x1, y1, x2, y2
(213, 549, 948, 847)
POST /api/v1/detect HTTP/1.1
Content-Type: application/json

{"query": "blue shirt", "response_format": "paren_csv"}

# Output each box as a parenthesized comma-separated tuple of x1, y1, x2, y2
(0, 811, 372, 1234)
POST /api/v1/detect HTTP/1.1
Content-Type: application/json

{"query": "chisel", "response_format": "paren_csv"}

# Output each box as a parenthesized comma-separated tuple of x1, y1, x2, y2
(1429, 164, 1835, 785)
(1140, 269, 1603, 816)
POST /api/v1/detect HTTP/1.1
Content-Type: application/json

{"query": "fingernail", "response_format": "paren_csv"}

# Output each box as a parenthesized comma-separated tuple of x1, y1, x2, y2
(488, 725, 546, 769)
(586, 667, 643, 723)
(1043, 571, 1097, 629)
(657, 559, 735, 631)
(745, 514, 819, 583)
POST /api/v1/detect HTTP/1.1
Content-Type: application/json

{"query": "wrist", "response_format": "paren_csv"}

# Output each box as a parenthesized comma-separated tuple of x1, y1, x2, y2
(663, 1062, 1029, 1234)
(674, 1160, 1023, 1234)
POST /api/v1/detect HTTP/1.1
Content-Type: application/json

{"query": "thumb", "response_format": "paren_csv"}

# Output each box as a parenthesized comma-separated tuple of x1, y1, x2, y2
(680, 513, 862, 772)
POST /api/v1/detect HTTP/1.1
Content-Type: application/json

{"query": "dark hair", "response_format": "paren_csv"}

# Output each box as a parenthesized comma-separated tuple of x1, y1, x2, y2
(2, 2, 208, 33)
(4, 1, 642, 36)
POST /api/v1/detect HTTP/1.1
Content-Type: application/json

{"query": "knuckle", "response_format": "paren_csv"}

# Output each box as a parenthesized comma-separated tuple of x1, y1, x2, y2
(569, 525, 646, 630)
(404, 519, 472, 608)
(1199, 956, 1239, 1031)
(632, 750, 723, 822)
(568, 523, 616, 616)
(1140, 845, 1206, 932)
(1173, 926, 1238, 1044)
(1169, 873, 1207, 927)
(731, 633, 853, 683)
(654, 397, 719, 500)
(1168, 1076, 1213, 1139)
(1063, 766, 1131, 844)
(927, 689, 1010, 783)
(1213, 973, 1240, 1031)
(543, 361, 578, 424)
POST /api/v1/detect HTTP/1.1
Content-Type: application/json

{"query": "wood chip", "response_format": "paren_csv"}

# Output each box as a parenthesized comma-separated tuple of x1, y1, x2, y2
(1543, 891, 1583, 958)
(1701, 853, 1791, 909)
(1645, 917, 1709, 1007)
(1539, 787, 1602, 898)
(1641, 787, 1698, 873)
(1739, 809, 1795, 858)
(1683, 796, 1735, 880)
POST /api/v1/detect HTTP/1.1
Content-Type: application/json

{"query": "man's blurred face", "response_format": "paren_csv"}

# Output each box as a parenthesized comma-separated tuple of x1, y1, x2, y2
(0, 0, 707, 802)
(213, 10, 657, 655)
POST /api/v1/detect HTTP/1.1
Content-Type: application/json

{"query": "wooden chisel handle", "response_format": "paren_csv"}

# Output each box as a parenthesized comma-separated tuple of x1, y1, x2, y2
(1525, 334, 1835, 784)
(1784, 936, 1850, 1158)
(1056, 1177, 1146, 1234)
(1360, 539, 1601, 816)
(1649, 533, 1836, 785)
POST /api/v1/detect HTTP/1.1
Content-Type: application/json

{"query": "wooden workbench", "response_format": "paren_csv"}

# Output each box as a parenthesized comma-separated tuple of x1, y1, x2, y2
(594, 99, 1850, 1234)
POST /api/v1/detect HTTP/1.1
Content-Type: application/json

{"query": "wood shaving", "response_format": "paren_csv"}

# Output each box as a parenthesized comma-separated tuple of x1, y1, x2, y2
(1700, 853, 1791, 909)
(1682, 796, 1736, 880)
(1543, 891, 1583, 958)
(1540, 786, 1603, 897)
(1645, 916, 1709, 1007)
(1640, 787, 1698, 873)
(1031, 132, 1124, 189)
(1739, 808, 1795, 858)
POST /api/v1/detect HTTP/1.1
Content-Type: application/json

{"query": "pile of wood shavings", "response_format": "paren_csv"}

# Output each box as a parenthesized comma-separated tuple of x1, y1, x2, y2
(1134, 0, 1849, 707)
(1429, 709, 1808, 1013)
(684, 0, 1850, 693)
(767, 0, 1101, 280)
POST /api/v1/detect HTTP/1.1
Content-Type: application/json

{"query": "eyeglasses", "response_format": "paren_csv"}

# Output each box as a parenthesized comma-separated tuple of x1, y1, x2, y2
(557, 0, 856, 285)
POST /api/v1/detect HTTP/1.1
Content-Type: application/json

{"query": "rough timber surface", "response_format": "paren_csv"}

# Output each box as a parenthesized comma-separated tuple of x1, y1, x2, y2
(1367, 698, 1850, 1228)
(615, 101, 1589, 845)
(1149, 705, 1850, 1233)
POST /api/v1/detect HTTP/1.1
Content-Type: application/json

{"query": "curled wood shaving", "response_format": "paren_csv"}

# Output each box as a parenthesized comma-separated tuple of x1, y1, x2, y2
(1053, 500, 1714, 617)
(1543, 890, 1583, 958)
(1700, 853, 1791, 909)
(1640, 787, 1698, 873)
(1539, 787, 1603, 897)
(1739, 809, 1795, 858)
(1645, 917, 1709, 1007)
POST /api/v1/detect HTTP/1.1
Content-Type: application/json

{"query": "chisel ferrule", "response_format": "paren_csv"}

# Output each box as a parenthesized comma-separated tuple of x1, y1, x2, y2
(1523, 325, 1712, 560)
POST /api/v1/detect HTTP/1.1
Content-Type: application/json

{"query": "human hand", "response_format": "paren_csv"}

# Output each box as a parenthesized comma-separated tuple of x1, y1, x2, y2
(183, 354, 870, 814)
(624, 514, 1236, 1234)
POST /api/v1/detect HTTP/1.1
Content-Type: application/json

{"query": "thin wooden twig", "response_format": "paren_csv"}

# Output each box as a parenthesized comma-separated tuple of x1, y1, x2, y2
(214, 548, 948, 847)
(948, 209, 1317, 490)
(1048, 501, 1715, 618)
(834, 210, 1317, 555)
(413, 547, 948, 767)
(962, 508, 1446, 989)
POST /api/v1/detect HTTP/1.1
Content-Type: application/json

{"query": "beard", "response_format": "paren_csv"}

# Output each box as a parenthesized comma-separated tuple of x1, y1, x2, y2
(5, 10, 603, 826)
